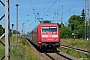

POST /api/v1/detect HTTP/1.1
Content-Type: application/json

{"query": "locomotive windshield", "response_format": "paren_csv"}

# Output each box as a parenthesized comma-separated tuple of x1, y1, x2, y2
(42, 26, 57, 32)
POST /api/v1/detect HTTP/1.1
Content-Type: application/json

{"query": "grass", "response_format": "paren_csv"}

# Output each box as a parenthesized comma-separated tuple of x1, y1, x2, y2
(0, 38, 5, 60)
(1, 37, 90, 59)
(59, 38, 90, 59)
(0, 45, 5, 60)
(18, 37, 40, 60)
(59, 48, 90, 59)
(0, 36, 40, 60)
(60, 38, 90, 50)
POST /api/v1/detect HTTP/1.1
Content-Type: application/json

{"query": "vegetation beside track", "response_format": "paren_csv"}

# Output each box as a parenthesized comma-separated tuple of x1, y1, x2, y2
(59, 38, 90, 59)
(0, 45, 5, 60)
(60, 38, 90, 50)
(59, 48, 90, 59)
(0, 37, 40, 60)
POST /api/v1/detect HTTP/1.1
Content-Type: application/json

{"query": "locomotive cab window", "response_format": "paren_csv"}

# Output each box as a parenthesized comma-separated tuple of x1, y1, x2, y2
(42, 26, 57, 32)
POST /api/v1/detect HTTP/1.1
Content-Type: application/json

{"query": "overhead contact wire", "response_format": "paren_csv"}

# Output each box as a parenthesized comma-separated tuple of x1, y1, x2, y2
(42, 0, 57, 17)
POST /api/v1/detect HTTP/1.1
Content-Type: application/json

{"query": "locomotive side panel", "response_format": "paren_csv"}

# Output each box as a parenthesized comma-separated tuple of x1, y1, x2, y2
(57, 25, 60, 47)
(32, 27, 38, 45)
(38, 25, 42, 47)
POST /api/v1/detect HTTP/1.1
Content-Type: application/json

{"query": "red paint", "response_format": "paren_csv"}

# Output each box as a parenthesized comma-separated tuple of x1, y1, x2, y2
(37, 23, 60, 48)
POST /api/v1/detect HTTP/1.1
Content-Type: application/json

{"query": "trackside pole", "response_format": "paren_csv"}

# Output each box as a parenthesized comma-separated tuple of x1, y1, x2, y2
(5, 0, 10, 60)
(16, 4, 19, 43)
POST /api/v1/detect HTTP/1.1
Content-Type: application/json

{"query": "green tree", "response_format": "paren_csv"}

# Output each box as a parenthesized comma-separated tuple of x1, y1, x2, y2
(13, 30, 20, 34)
(0, 25, 4, 36)
(57, 23, 64, 28)
(58, 9, 85, 38)
(60, 26, 72, 38)
(57, 23, 61, 28)
(68, 15, 84, 38)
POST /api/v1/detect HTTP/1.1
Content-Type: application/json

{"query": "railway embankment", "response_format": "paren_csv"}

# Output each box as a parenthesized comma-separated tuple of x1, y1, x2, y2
(59, 38, 90, 59)
(0, 37, 90, 60)
(0, 37, 40, 60)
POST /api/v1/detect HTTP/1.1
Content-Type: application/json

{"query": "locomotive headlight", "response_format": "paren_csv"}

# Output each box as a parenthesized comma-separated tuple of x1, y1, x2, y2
(39, 42, 41, 43)
(39, 42, 42, 45)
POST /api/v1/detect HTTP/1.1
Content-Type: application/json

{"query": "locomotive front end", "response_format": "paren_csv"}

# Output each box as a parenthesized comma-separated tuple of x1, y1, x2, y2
(40, 24, 60, 51)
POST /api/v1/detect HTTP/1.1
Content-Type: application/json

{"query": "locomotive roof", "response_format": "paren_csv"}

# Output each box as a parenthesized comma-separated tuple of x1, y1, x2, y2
(40, 23, 57, 24)
(39, 23, 58, 26)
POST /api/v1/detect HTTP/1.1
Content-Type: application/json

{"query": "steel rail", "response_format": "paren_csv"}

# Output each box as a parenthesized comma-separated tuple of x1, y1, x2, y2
(26, 38, 77, 60)
(61, 45, 90, 54)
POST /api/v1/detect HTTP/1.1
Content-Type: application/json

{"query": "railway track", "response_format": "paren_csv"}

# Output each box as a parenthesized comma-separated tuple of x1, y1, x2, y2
(43, 52, 77, 60)
(26, 38, 77, 60)
(61, 45, 90, 55)
(44, 53, 68, 60)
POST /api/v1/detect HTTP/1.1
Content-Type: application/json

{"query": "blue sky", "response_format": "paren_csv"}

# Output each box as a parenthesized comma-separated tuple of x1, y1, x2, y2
(0, 0, 87, 34)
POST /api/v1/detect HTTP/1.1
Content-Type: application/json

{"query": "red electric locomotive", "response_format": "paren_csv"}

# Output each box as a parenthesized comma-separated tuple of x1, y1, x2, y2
(27, 21, 60, 51)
